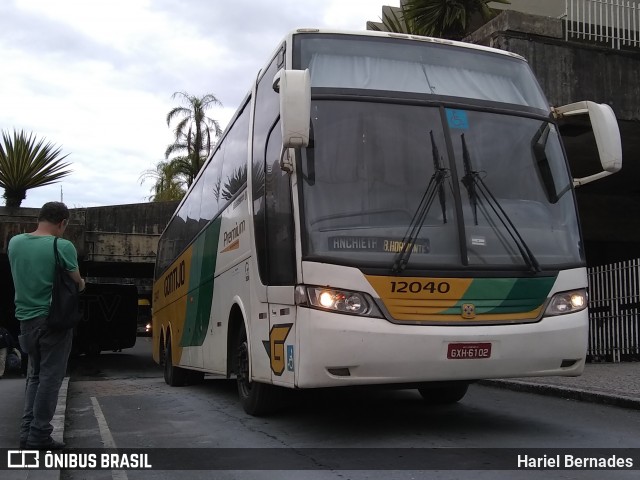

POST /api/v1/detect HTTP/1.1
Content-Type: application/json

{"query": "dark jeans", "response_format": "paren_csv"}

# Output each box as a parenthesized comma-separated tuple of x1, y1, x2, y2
(19, 317, 72, 445)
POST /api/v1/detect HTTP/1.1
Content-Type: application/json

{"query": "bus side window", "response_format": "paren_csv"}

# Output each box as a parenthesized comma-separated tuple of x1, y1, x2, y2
(219, 106, 250, 205)
(265, 121, 295, 285)
(201, 148, 224, 224)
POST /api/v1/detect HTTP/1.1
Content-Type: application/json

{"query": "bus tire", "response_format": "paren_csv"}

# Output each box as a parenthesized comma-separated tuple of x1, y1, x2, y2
(418, 382, 469, 405)
(163, 336, 187, 387)
(236, 325, 280, 416)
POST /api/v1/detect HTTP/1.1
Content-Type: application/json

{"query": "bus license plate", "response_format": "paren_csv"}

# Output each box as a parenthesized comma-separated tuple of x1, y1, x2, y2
(447, 343, 492, 359)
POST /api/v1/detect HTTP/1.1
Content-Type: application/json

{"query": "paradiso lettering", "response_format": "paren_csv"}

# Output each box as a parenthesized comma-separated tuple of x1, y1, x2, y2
(164, 260, 186, 297)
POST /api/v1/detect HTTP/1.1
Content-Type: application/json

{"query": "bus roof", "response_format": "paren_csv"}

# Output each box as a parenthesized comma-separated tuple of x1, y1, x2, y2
(286, 28, 527, 62)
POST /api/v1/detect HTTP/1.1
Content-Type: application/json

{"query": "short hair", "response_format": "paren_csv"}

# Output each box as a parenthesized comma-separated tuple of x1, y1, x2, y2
(38, 201, 70, 224)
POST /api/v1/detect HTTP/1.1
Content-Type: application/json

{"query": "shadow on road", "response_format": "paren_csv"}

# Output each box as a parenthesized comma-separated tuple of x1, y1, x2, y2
(68, 336, 161, 379)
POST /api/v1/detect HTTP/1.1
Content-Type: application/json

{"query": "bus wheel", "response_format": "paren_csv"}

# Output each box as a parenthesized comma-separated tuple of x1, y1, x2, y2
(418, 382, 469, 405)
(163, 337, 187, 387)
(236, 326, 279, 416)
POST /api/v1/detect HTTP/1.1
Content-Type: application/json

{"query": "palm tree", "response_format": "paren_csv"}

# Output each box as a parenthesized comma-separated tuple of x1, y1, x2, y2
(165, 91, 223, 187)
(394, 0, 510, 40)
(139, 160, 186, 202)
(0, 129, 72, 208)
(367, 4, 423, 35)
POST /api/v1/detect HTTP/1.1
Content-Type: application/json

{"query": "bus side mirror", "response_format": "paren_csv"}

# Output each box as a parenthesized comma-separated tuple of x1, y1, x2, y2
(274, 69, 311, 151)
(553, 101, 622, 187)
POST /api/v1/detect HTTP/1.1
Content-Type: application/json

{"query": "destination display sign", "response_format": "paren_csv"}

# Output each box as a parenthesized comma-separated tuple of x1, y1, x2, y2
(328, 236, 430, 254)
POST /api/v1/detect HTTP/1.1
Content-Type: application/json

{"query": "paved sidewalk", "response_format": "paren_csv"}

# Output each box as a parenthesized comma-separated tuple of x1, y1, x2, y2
(481, 362, 640, 410)
(1, 376, 68, 480)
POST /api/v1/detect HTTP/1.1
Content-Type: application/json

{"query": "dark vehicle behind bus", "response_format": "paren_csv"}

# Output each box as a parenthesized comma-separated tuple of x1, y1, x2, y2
(75, 283, 137, 356)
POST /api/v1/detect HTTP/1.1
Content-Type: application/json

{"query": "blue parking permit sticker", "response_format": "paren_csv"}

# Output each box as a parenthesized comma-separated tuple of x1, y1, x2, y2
(287, 345, 294, 372)
(446, 109, 469, 130)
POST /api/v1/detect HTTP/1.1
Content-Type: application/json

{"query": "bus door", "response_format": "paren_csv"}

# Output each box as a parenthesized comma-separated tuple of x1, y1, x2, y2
(262, 122, 297, 387)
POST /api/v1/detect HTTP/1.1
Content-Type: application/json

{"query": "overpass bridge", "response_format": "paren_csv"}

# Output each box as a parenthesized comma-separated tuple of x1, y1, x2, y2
(0, 201, 178, 327)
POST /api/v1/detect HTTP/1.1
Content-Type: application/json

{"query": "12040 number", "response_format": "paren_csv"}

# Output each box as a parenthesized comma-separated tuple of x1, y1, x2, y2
(390, 281, 451, 294)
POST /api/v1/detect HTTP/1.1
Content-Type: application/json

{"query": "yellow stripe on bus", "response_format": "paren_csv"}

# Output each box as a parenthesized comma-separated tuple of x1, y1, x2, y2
(365, 275, 545, 323)
(152, 245, 194, 365)
(389, 306, 544, 322)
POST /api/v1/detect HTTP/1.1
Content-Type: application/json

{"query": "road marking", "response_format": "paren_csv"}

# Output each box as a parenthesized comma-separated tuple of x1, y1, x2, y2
(91, 396, 128, 480)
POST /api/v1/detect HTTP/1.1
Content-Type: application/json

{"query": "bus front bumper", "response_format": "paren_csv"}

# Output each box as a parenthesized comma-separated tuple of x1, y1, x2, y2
(295, 308, 588, 388)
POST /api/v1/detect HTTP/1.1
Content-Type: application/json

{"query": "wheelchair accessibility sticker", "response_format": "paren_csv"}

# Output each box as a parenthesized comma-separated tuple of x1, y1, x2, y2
(287, 345, 295, 372)
(446, 109, 469, 130)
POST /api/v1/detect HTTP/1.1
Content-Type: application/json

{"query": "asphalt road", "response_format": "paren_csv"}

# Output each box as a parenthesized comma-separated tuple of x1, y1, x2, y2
(47, 338, 640, 480)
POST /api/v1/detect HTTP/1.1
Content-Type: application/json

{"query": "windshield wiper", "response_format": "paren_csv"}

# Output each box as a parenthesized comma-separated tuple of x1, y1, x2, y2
(432, 130, 448, 224)
(531, 123, 571, 203)
(460, 134, 541, 273)
(392, 131, 448, 274)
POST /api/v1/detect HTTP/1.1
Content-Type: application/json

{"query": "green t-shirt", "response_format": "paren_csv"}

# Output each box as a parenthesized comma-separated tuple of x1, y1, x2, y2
(8, 234, 79, 321)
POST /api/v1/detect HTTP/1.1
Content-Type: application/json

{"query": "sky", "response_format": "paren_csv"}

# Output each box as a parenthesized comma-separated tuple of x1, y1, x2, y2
(0, 0, 397, 208)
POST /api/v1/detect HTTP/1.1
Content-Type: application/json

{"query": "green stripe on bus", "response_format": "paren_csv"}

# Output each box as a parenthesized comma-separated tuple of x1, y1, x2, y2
(181, 218, 222, 347)
(442, 276, 556, 315)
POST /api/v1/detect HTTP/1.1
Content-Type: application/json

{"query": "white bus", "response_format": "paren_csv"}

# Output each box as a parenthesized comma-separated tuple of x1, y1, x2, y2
(152, 29, 622, 415)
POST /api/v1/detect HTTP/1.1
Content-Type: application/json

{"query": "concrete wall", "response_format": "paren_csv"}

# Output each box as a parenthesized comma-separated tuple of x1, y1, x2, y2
(0, 206, 85, 256)
(0, 201, 178, 268)
(83, 202, 178, 264)
(467, 11, 640, 122)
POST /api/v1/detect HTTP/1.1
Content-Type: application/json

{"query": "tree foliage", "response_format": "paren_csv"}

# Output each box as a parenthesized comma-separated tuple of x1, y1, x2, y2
(139, 160, 186, 202)
(369, 0, 510, 39)
(0, 129, 72, 208)
(142, 91, 223, 203)
(165, 91, 223, 187)
(368, 4, 423, 34)
(403, 0, 510, 40)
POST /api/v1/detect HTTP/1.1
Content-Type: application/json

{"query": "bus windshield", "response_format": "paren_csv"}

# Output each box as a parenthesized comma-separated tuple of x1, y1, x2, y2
(296, 34, 549, 110)
(298, 100, 583, 271)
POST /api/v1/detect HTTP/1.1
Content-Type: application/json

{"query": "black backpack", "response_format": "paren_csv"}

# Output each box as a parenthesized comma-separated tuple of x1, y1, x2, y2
(46, 237, 82, 330)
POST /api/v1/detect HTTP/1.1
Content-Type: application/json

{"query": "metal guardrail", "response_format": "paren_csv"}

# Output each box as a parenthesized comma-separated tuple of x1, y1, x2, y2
(588, 258, 640, 362)
(564, 0, 640, 49)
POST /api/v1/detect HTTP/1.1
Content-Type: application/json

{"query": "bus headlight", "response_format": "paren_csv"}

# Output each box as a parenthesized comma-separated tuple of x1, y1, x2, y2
(544, 289, 588, 316)
(296, 285, 383, 317)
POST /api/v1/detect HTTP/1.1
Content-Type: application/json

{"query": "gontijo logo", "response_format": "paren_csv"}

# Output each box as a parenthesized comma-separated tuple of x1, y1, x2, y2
(163, 260, 186, 297)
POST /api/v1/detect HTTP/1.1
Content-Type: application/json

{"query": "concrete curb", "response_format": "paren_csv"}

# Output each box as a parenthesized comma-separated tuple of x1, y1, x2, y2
(480, 379, 640, 411)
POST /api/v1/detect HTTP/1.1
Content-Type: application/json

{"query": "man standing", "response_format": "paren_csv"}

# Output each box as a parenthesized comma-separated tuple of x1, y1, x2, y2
(8, 201, 85, 450)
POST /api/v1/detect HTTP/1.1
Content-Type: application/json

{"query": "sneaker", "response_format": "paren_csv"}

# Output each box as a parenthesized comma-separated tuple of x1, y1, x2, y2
(25, 439, 65, 450)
